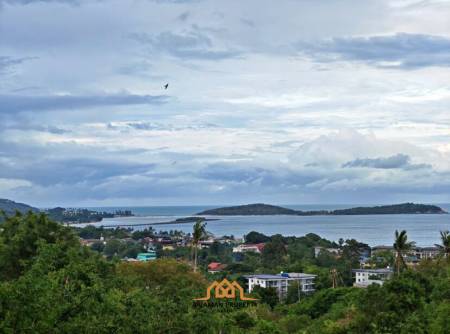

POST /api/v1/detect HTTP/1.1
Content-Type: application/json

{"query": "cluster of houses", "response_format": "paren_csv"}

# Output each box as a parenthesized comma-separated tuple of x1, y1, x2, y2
(79, 233, 442, 300)
(313, 244, 442, 289)
(314, 244, 441, 266)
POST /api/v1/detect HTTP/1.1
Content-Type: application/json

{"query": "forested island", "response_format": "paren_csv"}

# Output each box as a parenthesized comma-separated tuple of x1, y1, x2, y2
(197, 202, 447, 216)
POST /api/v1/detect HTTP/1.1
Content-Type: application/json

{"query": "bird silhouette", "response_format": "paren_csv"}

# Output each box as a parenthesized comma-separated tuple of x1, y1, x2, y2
(164, 83, 169, 90)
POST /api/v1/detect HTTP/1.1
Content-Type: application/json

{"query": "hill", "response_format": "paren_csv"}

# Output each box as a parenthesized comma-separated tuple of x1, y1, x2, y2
(197, 202, 447, 216)
(197, 203, 299, 215)
(332, 203, 446, 215)
(0, 198, 39, 217)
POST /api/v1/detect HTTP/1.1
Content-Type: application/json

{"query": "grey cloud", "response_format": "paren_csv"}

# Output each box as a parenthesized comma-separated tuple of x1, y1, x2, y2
(177, 11, 190, 21)
(299, 33, 450, 69)
(0, 156, 155, 187)
(342, 154, 431, 170)
(1, 123, 70, 134)
(197, 162, 319, 188)
(0, 56, 35, 75)
(3, 0, 80, 5)
(150, 0, 201, 3)
(0, 93, 169, 113)
(129, 30, 240, 60)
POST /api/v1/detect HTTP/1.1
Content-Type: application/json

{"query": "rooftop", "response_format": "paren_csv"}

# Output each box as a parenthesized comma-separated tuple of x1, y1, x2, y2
(352, 268, 393, 274)
(245, 273, 317, 280)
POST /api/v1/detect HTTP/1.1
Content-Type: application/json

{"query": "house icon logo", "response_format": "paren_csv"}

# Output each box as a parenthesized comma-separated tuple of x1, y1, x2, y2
(194, 278, 258, 301)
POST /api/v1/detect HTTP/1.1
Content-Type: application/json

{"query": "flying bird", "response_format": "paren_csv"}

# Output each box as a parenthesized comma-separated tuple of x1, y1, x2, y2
(164, 83, 169, 90)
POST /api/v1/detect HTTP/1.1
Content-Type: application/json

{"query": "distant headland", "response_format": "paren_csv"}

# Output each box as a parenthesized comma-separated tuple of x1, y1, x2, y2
(197, 203, 447, 216)
(0, 198, 134, 223)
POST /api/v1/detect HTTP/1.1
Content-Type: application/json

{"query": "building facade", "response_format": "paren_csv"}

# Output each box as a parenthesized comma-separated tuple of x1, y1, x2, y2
(245, 272, 316, 300)
(136, 251, 157, 261)
(232, 243, 265, 254)
(352, 268, 393, 288)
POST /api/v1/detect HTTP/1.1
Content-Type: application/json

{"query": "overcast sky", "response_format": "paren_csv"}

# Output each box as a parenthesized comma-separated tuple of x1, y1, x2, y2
(1, 0, 450, 207)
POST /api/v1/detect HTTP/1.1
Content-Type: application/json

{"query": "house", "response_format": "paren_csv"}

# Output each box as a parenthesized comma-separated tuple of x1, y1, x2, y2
(207, 262, 226, 273)
(413, 247, 440, 260)
(215, 236, 236, 244)
(79, 238, 105, 247)
(352, 268, 393, 288)
(162, 244, 175, 251)
(199, 238, 215, 248)
(314, 246, 341, 258)
(371, 245, 441, 261)
(232, 243, 265, 254)
(136, 251, 157, 262)
(245, 272, 316, 300)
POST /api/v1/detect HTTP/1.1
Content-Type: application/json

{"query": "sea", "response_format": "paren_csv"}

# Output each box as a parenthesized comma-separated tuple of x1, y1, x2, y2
(73, 204, 450, 247)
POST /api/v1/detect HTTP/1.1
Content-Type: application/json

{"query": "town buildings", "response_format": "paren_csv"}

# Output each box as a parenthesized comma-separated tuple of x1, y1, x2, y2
(372, 245, 441, 262)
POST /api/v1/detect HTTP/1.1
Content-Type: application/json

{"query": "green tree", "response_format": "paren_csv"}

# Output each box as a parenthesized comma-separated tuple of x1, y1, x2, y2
(103, 239, 123, 258)
(0, 212, 78, 280)
(435, 230, 450, 258)
(253, 286, 279, 309)
(245, 231, 271, 244)
(262, 239, 286, 268)
(192, 220, 207, 272)
(233, 311, 256, 329)
(393, 230, 415, 275)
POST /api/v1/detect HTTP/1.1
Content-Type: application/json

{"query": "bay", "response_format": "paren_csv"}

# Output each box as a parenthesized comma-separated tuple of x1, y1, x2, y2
(74, 204, 450, 247)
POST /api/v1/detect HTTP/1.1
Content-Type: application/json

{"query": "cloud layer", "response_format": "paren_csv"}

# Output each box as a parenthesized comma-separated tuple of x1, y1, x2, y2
(0, 94, 169, 113)
(1, 0, 450, 206)
(299, 33, 450, 69)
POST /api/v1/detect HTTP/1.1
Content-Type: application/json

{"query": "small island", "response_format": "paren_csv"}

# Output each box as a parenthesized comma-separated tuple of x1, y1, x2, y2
(197, 203, 447, 216)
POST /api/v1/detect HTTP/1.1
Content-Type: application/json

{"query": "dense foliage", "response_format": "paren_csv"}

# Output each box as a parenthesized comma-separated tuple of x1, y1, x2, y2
(0, 212, 449, 333)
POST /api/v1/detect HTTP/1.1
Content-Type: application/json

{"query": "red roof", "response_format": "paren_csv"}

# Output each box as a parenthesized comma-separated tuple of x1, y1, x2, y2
(256, 243, 265, 252)
(208, 262, 223, 270)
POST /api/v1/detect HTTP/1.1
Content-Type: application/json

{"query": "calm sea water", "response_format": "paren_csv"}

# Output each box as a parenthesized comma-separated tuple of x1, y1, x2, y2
(77, 204, 450, 247)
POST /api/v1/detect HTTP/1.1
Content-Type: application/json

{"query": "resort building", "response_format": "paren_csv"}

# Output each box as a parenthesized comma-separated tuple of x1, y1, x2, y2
(352, 268, 393, 288)
(245, 272, 316, 300)
(232, 243, 265, 254)
(413, 247, 441, 260)
(314, 246, 342, 258)
(371, 245, 441, 262)
(136, 251, 157, 262)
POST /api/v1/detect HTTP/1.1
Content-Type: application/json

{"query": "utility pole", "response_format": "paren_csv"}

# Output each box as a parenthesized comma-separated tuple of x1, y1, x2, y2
(330, 268, 338, 288)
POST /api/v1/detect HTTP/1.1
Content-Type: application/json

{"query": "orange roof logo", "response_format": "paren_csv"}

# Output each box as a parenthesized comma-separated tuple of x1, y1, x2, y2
(194, 278, 258, 301)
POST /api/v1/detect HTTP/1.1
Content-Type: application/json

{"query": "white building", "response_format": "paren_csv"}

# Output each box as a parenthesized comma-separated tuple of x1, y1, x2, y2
(314, 246, 341, 258)
(245, 273, 316, 300)
(352, 268, 393, 288)
(232, 243, 265, 254)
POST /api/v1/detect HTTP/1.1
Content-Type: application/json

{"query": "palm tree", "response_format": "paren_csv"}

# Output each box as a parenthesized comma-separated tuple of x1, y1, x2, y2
(393, 230, 415, 275)
(192, 220, 207, 272)
(435, 230, 450, 258)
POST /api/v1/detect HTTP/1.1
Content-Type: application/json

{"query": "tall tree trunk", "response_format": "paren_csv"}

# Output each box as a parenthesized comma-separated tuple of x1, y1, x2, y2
(396, 251, 401, 275)
(194, 244, 198, 272)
